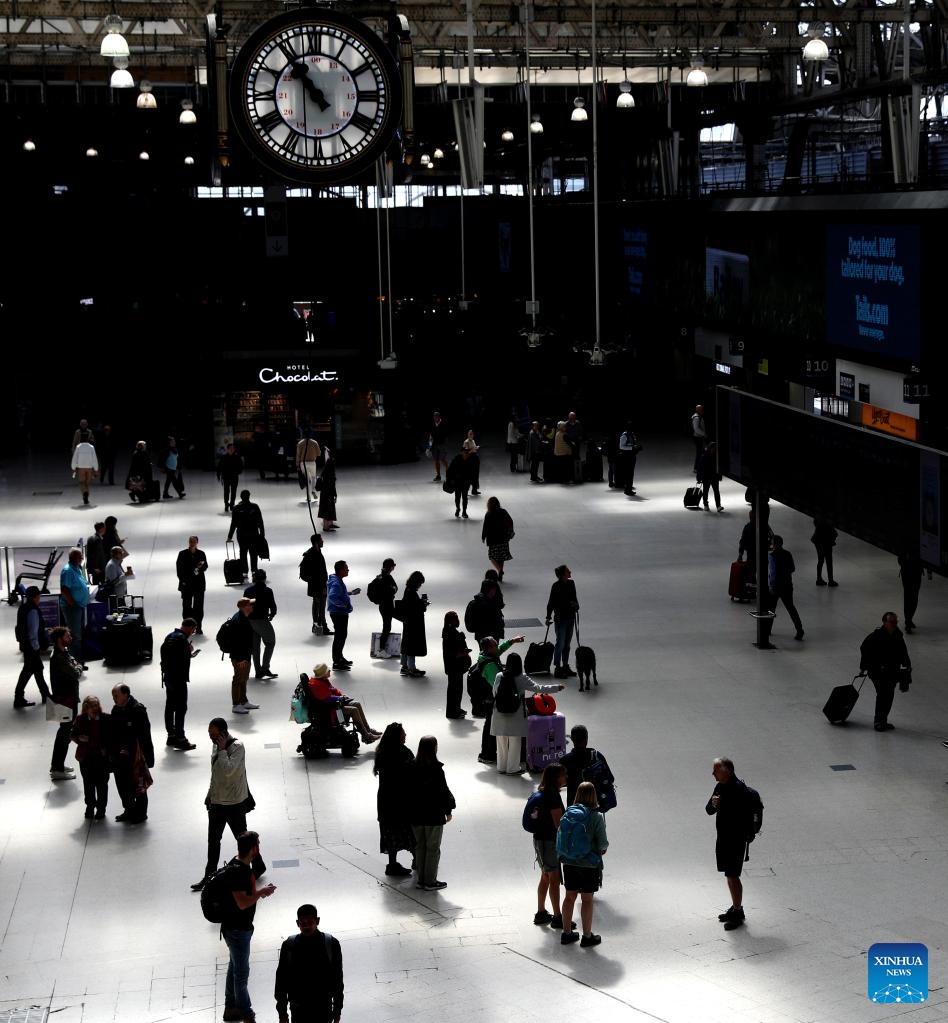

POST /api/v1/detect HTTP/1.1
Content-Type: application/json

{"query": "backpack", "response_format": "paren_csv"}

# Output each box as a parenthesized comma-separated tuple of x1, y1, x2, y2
(494, 668, 521, 714)
(556, 805, 594, 863)
(522, 790, 545, 833)
(464, 597, 480, 634)
(200, 859, 243, 924)
(581, 750, 618, 813)
(366, 574, 385, 604)
(215, 614, 239, 655)
(744, 783, 764, 843)
(466, 656, 497, 704)
(290, 678, 310, 724)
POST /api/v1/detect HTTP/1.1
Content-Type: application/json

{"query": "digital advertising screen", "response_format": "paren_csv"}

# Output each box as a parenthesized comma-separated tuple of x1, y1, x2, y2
(825, 224, 920, 362)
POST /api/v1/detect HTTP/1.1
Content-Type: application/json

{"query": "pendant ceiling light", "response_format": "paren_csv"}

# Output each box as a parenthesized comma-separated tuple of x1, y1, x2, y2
(616, 80, 635, 108)
(100, 13, 129, 58)
(110, 57, 134, 89)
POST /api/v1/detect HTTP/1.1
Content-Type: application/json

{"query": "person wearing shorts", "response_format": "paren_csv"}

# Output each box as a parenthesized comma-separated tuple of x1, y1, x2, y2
(705, 755, 754, 931)
(531, 764, 566, 929)
(556, 781, 608, 948)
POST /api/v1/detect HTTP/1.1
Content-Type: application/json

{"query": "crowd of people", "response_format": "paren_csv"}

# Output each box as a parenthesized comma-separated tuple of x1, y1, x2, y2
(6, 408, 931, 1021)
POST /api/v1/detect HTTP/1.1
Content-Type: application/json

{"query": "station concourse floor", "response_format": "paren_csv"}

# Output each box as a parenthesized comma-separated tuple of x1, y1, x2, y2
(0, 439, 946, 1023)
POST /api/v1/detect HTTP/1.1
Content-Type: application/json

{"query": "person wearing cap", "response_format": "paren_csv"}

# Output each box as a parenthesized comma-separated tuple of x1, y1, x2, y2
(14, 585, 51, 708)
(229, 599, 259, 714)
(307, 664, 382, 742)
(244, 569, 278, 680)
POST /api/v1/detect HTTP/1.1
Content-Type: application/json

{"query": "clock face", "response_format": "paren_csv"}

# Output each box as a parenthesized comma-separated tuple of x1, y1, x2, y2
(230, 9, 402, 183)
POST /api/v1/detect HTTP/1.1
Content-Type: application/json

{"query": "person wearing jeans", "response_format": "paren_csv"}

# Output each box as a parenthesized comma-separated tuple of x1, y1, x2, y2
(546, 564, 579, 679)
(58, 548, 90, 666)
(327, 560, 360, 669)
(220, 830, 276, 1023)
(408, 736, 455, 891)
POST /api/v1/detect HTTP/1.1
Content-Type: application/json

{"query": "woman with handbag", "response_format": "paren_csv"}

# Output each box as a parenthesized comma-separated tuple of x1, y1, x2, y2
(441, 611, 471, 719)
(398, 571, 428, 678)
(49, 625, 81, 781)
(373, 722, 416, 877)
(489, 653, 564, 774)
(481, 496, 515, 580)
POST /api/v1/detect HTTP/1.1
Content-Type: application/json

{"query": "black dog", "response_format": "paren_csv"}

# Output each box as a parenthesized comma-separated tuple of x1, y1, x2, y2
(575, 645, 598, 692)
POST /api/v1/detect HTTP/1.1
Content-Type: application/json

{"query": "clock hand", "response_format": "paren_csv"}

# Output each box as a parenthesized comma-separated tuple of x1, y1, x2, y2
(290, 62, 331, 112)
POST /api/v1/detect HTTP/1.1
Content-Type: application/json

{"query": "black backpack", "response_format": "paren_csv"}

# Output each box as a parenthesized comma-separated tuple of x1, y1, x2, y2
(493, 668, 521, 714)
(366, 574, 385, 605)
(200, 858, 242, 923)
(466, 656, 497, 705)
(215, 614, 239, 655)
(464, 597, 481, 634)
(744, 783, 764, 843)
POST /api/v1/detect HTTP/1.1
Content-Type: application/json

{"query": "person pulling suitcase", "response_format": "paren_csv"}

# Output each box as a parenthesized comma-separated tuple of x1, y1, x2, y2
(859, 611, 912, 732)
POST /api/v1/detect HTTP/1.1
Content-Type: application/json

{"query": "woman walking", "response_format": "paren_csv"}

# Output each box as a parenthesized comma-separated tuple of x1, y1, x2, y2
(490, 653, 563, 774)
(557, 781, 609, 947)
(481, 496, 515, 580)
(398, 571, 429, 678)
(373, 723, 416, 878)
(408, 735, 455, 891)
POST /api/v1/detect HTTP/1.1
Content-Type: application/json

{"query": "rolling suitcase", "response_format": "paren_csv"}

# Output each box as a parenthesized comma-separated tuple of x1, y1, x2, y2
(728, 560, 755, 602)
(83, 599, 108, 661)
(823, 672, 867, 724)
(684, 485, 703, 509)
(223, 541, 243, 585)
(524, 625, 554, 675)
(103, 612, 146, 666)
(526, 711, 567, 771)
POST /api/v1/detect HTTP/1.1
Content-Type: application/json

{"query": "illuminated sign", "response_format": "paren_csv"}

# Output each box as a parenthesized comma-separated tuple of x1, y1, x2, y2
(860, 404, 917, 440)
(258, 365, 338, 385)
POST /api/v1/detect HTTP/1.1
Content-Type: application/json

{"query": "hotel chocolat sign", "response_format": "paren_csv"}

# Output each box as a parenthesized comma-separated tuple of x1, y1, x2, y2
(258, 364, 338, 385)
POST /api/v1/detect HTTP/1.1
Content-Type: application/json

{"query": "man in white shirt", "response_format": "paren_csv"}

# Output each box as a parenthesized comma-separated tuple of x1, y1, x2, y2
(70, 433, 99, 506)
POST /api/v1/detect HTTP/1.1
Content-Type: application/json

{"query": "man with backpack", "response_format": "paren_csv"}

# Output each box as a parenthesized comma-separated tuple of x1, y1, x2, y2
(299, 534, 329, 635)
(704, 756, 764, 931)
(206, 830, 276, 1023)
(367, 558, 398, 657)
(274, 903, 344, 1023)
(559, 724, 616, 809)
(217, 598, 258, 715)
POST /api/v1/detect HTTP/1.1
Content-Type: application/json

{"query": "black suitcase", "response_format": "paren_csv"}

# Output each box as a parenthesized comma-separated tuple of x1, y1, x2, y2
(103, 614, 146, 666)
(684, 485, 703, 509)
(524, 625, 554, 675)
(224, 541, 243, 585)
(823, 672, 867, 724)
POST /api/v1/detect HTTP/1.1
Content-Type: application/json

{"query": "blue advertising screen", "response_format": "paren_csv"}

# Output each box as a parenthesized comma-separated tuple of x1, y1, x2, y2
(825, 224, 920, 362)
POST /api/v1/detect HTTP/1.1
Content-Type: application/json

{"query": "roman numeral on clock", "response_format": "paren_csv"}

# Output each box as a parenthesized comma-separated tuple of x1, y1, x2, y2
(350, 111, 374, 133)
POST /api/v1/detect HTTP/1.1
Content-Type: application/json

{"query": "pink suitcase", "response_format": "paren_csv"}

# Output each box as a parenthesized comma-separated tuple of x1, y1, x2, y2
(526, 711, 566, 771)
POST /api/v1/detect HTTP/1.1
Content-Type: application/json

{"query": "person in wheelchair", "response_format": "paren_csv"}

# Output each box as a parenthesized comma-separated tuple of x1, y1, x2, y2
(307, 663, 382, 743)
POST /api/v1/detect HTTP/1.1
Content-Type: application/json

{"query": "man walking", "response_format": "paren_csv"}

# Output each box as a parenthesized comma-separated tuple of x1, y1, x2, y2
(860, 611, 912, 732)
(176, 535, 208, 633)
(244, 569, 278, 680)
(59, 548, 90, 666)
(299, 534, 329, 636)
(224, 598, 258, 715)
(428, 412, 449, 482)
(191, 718, 266, 891)
(227, 490, 266, 581)
(14, 585, 51, 708)
(327, 560, 360, 670)
(545, 564, 579, 679)
(109, 683, 154, 824)
(218, 830, 276, 1023)
(275, 904, 344, 1023)
(160, 618, 199, 750)
(70, 430, 99, 506)
(705, 756, 758, 931)
(760, 535, 804, 646)
(217, 442, 244, 513)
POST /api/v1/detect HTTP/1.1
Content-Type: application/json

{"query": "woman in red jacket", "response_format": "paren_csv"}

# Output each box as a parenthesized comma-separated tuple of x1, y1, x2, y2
(307, 663, 381, 742)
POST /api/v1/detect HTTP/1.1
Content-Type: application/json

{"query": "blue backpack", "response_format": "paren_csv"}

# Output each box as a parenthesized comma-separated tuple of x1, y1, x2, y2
(522, 791, 545, 833)
(556, 805, 593, 863)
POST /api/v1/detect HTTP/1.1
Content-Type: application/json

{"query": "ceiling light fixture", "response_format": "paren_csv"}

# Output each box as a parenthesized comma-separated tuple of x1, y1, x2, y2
(110, 56, 134, 89)
(136, 80, 157, 109)
(22, 139, 36, 152)
(501, 127, 514, 142)
(179, 99, 197, 125)
(571, 96, 588, 122)
(616, 79, 635, 108)
(100, 13, 129, 59)
(86, 147, 98, 158)
(686, 60, 708, 87)
(803, 23, 829, 62)
(530, 113, 544, 134)
(433, 147, 444, 159)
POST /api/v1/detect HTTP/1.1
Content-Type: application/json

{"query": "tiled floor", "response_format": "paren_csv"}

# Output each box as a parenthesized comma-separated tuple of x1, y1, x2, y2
(0, 439, 946, 1023)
